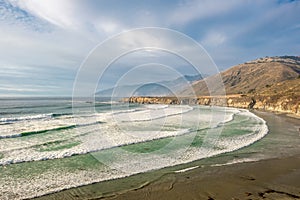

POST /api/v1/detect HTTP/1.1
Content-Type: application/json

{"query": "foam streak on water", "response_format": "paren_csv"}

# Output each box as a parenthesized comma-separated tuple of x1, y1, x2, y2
(0, 103, 268, 165)
(0, 98, 269, 199)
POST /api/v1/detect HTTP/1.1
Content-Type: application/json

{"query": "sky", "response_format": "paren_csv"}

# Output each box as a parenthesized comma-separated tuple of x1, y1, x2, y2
(0, 0, 299, 96)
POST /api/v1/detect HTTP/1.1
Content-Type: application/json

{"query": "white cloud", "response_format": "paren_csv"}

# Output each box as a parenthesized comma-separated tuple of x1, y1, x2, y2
(93, 20, 124, 36)
(0, 23, 93, 68)
(201, 32, 227, 47)
(0, 85, 43, 92)
(168, 0, 243, 25)
(12, 0, 124, 36)
(13, 0, 76, 28)
(0, 0, 299, 96)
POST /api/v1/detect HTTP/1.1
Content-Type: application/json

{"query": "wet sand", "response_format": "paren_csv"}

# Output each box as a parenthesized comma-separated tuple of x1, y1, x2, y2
(35, 111, 300, 200)
(101, 155, 300, 200)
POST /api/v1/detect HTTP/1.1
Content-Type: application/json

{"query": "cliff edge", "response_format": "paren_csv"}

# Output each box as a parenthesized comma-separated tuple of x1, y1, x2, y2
(124, 56, 300, 116)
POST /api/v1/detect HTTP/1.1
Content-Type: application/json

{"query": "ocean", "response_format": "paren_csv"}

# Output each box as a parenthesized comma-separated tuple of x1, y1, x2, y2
(0, 97, 270, 199)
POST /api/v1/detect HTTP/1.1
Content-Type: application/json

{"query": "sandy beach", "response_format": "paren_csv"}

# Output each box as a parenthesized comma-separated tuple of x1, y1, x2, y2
(34, 110, 300, 200)
(100, 154, 300, 200)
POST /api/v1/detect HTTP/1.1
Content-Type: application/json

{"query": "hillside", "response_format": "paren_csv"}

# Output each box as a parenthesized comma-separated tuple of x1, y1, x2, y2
(126, 56, 300, 115)
(181, 56, 300, 96)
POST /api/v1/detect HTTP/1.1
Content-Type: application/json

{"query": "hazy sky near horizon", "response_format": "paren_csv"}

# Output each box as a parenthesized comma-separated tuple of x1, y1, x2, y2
(0, 0, 299, 96)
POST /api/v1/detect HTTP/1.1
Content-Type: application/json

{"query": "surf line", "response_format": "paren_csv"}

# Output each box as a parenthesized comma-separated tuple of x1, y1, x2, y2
(174, 166, 199, 173)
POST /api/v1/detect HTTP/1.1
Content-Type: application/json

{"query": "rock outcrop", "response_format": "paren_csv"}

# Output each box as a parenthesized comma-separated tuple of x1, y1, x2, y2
(125, 94, 300, 116)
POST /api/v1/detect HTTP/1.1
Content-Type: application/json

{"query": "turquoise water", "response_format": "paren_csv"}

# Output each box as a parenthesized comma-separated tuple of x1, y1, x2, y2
(0, 98, 269, 199)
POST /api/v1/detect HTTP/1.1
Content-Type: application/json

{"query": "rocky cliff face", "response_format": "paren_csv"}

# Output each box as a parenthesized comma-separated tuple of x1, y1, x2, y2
(125, 94, 300, 116)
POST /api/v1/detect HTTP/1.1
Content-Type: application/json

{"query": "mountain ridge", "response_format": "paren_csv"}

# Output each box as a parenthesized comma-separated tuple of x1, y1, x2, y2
(180, 56, 300, 96)
(125, 56, 300, 116)
(96, 74, 203, 97)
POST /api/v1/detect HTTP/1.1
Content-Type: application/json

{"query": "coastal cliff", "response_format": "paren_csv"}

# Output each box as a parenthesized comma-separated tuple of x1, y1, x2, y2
(124, 56, 300, 116)
(125, 94, 300, 116)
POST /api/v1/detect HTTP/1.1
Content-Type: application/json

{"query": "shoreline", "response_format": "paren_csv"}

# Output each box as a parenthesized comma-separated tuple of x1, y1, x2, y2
(125, 95, 300, 117)
(34, 109, 300, 200)
(99, 154, 300, 200)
